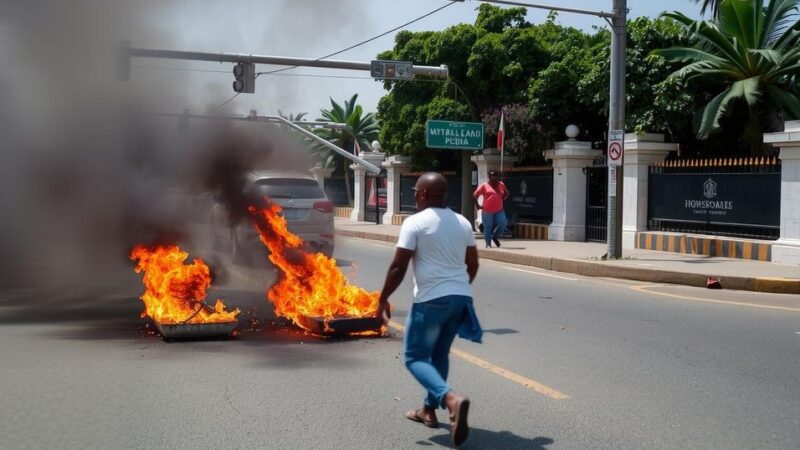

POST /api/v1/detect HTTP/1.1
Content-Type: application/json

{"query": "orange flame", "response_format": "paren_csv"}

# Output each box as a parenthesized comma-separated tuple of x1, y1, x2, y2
(130, 245, 239, 324)
(247, 203, 380, 331)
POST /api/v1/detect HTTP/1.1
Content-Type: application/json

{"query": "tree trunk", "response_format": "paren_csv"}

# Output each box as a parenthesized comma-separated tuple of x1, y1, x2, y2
(344, 165, 353, 207)
(745, 111, 763, 156)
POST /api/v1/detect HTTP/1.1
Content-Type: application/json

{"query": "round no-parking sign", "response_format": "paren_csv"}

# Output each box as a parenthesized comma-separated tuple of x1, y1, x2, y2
(608, 133, 623, 166)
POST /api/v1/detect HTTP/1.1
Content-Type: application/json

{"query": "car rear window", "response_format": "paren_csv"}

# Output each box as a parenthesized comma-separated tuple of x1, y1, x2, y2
(253, 178, 325, 199)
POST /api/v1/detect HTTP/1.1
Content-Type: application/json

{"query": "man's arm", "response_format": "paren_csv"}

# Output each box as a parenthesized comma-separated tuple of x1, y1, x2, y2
(377, 248, 414, 319)
(465, 246, 479, 283)
(502, 182, 510, 200)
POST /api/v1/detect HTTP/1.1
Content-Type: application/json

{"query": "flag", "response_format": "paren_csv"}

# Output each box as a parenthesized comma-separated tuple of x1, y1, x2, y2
(497, 109, 505, 152)
(497, 109, 505, 173)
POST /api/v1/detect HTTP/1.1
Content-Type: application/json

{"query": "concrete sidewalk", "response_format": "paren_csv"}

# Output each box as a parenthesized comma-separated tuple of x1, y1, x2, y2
(335, 218, 800, 294)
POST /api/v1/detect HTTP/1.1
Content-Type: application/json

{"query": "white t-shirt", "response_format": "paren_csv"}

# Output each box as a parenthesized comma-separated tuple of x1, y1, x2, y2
(396, 207, 476, 303)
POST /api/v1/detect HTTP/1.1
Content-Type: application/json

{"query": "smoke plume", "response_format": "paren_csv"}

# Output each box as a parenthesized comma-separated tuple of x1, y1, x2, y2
(0, 0, 344, 294)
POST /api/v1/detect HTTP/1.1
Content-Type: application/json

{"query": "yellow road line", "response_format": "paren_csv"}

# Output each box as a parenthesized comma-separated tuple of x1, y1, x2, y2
(629, 285, 800, 312)
(387, 321, 570, 400)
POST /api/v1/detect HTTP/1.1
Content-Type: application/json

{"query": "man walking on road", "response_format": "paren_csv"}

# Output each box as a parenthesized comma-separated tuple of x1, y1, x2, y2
(376, 172, 481, 448)
(473, 169, 509, 248)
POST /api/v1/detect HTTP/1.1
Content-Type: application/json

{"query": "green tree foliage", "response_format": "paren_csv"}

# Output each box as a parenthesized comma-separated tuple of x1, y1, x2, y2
(573, 17, 703, 147)
(377, 5, 711, 166)
(656, 0, 800, 154)
(481, 104, 545, 163)
(376, 4, 548, 167)
(277, 110, 308, 123)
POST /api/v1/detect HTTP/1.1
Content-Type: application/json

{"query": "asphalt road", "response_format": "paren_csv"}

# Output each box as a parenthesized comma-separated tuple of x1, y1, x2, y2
(1, 234, 799, 449)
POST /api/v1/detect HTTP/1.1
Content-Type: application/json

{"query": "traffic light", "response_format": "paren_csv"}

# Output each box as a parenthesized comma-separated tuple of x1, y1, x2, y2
(232, 63, 255, 93)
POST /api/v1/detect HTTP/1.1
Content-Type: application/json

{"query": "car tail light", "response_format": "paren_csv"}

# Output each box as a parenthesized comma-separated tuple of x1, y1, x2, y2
(313, 201, 333, 213)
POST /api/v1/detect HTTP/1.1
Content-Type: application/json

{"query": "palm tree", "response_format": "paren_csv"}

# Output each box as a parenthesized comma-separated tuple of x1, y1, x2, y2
(314, 94, 380, 205)
(278, 110, 308, 123)
(694, 0, 722, 17)
(656, 0, 800, 154)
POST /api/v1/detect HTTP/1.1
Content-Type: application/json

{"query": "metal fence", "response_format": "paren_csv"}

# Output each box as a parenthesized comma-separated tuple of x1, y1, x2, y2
(399, 171, 462, 213)
(648, 156, 781, 240)
(399, 166, 555, 227)
(584, 156, 608, 242)
(323, 176, 354, 207)
(364, 172, 387, 224)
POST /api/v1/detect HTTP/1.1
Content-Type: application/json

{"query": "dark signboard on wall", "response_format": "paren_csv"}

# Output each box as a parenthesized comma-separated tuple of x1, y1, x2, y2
(502, 173, 553, 223)
(648, 173, 780, 228)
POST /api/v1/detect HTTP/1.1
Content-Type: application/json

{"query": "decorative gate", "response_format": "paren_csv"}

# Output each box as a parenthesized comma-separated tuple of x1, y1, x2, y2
(364, 170, 387, 224)
(584, 157, 607, 242)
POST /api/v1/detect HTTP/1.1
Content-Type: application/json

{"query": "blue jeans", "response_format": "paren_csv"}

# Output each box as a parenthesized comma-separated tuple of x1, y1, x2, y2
(482, 210, 507, 246)
(404, 295, 470, 409)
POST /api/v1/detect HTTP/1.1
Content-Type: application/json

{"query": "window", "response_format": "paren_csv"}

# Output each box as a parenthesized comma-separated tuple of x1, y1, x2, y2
(253, 178, 324, 199)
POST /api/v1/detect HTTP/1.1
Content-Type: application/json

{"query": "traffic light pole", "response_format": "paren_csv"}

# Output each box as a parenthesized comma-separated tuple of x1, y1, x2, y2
(126, 46, 449, 79)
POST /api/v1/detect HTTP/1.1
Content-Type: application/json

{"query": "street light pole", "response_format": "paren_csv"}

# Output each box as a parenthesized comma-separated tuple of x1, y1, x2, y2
(606, 0, 627, 259)
(450, 0, 627, 255)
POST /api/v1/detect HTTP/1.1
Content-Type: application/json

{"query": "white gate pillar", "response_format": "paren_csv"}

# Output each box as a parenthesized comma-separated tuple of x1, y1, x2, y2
(382, 155, 412, 224)
(471, 148, 518, 186)
(546, 140, 601, 241)
(621, 133, 677, 249)
(350, 151, 385, 222)
(765, 120, 800, 265)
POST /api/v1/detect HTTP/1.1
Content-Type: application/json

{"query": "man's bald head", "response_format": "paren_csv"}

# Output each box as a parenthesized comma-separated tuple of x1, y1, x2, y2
(414, 172, 447, 209)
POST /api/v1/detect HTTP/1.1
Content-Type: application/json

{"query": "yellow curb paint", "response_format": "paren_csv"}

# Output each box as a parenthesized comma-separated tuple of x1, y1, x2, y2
(387, 321, 570, 400)
(754, 277, 800, 294)
(646, 233, 653, 249)
(758, 244, 769, 261)
(743, 243, 752, 260)
(667, 235, 676, 253)
(629, 285, 800, 312)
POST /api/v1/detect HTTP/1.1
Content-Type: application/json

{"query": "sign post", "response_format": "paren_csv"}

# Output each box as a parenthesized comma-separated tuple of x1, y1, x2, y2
(425, 119, 484, 229)
(370, 60, 414, 80)
(607, 129, 624, 258)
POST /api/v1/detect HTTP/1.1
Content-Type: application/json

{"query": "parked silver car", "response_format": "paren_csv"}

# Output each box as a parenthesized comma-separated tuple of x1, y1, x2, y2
(211, 170, 335, 265)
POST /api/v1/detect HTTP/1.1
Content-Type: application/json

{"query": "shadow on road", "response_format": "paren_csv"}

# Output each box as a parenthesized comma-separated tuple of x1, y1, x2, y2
(424, 429, 554, 449)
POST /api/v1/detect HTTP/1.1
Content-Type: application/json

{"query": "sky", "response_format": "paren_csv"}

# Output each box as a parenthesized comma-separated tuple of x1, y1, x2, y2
(128, 0, 702, 119)
(1, 0, 703, 120)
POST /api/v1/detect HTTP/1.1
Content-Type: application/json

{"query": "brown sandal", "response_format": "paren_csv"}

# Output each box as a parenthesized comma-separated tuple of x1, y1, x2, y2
(405, 408, 439, 428)
(449, 397, 470, 447)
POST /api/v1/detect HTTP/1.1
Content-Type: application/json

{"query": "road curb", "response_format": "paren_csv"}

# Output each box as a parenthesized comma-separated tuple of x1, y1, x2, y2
(335, 229, 800, 294)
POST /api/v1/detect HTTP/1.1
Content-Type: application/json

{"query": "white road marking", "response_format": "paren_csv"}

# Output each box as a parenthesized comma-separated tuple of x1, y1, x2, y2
(502, 266, 578, 281)
(631, 284, 800, 313)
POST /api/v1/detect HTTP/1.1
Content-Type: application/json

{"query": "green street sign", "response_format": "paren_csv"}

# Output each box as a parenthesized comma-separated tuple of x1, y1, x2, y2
(425, 120, 484, 150)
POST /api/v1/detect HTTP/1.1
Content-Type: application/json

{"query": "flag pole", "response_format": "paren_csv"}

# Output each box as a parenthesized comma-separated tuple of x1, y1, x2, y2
(498, 107, 505, 176)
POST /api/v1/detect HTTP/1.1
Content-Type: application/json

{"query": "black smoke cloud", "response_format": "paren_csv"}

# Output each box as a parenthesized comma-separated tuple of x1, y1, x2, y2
(0, 0, 325, 294)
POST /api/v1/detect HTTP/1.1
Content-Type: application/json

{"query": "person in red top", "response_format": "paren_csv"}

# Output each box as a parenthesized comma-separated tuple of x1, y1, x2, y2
(472, 169, 509, 248)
